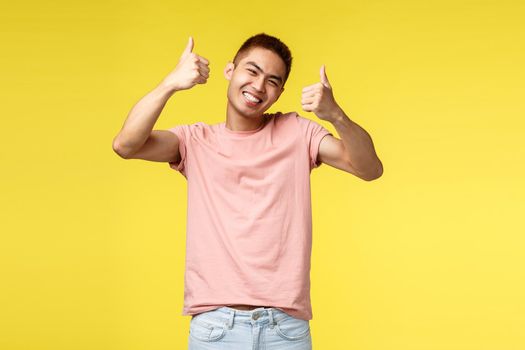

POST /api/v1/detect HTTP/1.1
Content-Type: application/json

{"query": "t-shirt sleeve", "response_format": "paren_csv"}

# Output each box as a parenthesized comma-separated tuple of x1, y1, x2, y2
(167, 124, 188, 176)
(296, 113, 333, 170)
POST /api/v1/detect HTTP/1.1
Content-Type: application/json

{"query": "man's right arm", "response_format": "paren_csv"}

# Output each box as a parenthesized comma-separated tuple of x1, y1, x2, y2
(111, 36, 209, 162)
(116, 128, 182, 164)
(112, 83, 179, 161)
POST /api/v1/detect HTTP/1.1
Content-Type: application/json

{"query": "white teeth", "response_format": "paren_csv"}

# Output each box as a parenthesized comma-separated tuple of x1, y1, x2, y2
(243, 92, 261, 103)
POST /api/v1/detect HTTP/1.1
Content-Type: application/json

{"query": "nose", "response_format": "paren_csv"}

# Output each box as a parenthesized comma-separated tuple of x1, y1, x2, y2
(251, 75, 265, 93)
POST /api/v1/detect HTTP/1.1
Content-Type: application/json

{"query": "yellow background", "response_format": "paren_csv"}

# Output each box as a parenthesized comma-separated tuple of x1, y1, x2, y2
(1, 0, 524, 349)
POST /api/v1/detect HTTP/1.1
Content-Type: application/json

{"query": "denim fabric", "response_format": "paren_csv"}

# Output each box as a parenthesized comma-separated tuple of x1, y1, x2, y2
(188, 306, 312, 350)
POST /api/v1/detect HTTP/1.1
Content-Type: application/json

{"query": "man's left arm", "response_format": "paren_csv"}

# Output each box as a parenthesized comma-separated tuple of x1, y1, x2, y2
(301, 65, 383, 181)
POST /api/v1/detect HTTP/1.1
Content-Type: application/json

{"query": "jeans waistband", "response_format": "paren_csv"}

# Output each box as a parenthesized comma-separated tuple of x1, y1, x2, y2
(192, 306, 292, 329)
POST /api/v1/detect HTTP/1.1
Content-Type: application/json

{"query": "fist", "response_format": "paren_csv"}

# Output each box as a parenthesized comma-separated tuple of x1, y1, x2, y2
(161, 36, 210, 92)
(301, 65, 340, 121)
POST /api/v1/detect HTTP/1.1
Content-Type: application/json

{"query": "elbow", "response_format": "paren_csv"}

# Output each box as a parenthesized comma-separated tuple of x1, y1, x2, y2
(112, 137, 132, 159)
(361, 160, 383, 181)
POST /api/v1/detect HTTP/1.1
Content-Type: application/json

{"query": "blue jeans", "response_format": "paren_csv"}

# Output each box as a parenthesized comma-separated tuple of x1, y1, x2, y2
(188, 306, 312, 349)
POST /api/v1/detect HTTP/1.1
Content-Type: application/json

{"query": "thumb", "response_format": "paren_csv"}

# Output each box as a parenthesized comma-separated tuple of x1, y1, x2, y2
(180, 36, 194, 59)
(320, 64, 331, 89)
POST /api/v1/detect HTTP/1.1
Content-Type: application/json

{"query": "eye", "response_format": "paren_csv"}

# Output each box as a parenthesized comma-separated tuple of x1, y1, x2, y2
(247, 69, 256, 74)
(269, 80, 278, 86)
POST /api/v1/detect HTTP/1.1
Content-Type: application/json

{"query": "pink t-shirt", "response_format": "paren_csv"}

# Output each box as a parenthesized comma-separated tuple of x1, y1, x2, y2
(168, 111, 332, 320)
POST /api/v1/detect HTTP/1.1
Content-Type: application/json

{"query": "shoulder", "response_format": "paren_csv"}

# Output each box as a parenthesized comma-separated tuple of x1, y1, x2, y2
(275, 111, 326, 132)
(268, 111, 326, 135)
(274, 111, 318, 124)
(269, 111, 301, 126)
(270, 111, 298, 119)
(168, 121, 216, 136)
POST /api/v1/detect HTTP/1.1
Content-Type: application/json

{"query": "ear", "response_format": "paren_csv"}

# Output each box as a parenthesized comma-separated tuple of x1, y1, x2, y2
(224, 62, 235, 80)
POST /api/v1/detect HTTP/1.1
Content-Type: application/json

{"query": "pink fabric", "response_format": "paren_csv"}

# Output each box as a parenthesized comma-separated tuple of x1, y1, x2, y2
(168, 111, 332, 320)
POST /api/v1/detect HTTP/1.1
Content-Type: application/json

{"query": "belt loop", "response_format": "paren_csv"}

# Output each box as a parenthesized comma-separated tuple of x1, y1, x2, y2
(268, 309, 275, 329)
(227, 308, 235, 330)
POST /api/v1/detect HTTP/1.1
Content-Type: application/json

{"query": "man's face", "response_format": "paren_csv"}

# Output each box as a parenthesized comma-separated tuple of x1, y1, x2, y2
(224, 47, 286, 118)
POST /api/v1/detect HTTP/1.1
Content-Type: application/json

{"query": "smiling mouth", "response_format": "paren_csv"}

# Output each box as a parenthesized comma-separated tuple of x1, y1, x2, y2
(242, 91, 263, 105)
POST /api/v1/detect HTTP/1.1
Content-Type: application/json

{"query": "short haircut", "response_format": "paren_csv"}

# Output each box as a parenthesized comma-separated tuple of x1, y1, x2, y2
(232, 33, 293, 85)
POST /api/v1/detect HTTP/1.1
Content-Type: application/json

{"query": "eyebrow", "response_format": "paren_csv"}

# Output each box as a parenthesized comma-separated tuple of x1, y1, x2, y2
(244, 61, 283, 84)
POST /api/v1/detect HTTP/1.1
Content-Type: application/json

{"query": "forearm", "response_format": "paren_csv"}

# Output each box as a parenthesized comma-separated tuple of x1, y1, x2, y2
(113, 82, 176, 155)
(330, 108, 383, 179)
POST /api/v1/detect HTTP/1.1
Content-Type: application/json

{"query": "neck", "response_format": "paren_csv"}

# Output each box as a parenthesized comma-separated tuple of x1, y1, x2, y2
(225, 102, 265, 131)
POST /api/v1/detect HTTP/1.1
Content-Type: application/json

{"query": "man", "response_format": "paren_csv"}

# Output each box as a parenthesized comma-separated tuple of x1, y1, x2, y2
(112, 33, 382, 349)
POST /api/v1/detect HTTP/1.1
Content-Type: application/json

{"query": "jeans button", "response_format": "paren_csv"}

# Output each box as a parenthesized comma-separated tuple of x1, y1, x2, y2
(252, 312, 260, 320)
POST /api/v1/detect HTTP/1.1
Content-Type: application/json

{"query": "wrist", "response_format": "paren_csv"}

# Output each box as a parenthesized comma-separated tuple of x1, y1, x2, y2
(157, 81, 179, 97)
(330, 107, 347, 124)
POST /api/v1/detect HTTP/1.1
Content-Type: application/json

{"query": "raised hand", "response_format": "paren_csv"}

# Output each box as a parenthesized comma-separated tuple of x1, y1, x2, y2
(301, 65, 342, 122)
(161, 36, 210, 92)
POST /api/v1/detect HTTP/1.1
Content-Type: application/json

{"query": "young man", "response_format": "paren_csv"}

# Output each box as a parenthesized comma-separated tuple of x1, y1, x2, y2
(113, 33, 382, 349)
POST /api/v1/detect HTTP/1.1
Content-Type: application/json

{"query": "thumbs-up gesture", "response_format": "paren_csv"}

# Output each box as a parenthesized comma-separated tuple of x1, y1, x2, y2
(161, 36, 210, 92)
(301, 65, 342, 122)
